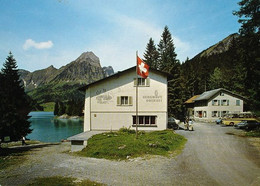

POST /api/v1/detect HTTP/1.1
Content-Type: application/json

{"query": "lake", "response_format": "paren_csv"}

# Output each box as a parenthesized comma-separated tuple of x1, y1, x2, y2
(27, 112, 83, 142)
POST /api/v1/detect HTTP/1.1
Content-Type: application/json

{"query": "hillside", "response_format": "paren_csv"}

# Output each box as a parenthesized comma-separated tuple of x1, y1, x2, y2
(194, 33, 239, 58)
(182, 33, 240, 96)
(19, 51, 114, 103)
(19, 65, 58, 91)
(181, 32, 259, 111)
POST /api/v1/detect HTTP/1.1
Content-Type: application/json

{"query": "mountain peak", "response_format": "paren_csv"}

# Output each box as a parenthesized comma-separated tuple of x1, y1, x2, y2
(76, 51, 100, 64)
(19, 51, 114, 94)
(46, 65, 56, 70)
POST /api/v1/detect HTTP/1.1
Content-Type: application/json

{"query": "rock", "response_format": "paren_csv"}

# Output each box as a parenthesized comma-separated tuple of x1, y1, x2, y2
(118, 145, 126, 150)
(58, 114, 69, 119)
(103, 66, 114, 77)
(148, 143, 158, 148)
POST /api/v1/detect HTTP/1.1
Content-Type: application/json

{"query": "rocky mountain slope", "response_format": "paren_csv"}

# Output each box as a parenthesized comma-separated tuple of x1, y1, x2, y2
(19, 51, 114, 103)
(102, 66, 114, 77)
(19, 51, 114, 92)
(19, 65, 58, 90)
(195, 33, 239, 58)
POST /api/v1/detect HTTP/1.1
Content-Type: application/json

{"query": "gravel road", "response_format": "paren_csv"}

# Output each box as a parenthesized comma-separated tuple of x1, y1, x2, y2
(1, 122, 259, 186)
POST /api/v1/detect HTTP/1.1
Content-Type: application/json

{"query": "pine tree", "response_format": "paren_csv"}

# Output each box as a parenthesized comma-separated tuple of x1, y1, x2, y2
(157, 26, 177, 73)
(58, 101, 65, 116)
(209, 67, 224, 89)
(0, 52, 32, 141)
(54, 101, 59, 116)
(233, 0, 260, 111)
(143, 38, 159, 69)
(233, 0, 260, 35)
(157, 26, 184, 119)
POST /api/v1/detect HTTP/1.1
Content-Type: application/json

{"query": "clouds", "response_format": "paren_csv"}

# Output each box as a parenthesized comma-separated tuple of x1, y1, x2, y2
(23, 39, 53, 50)
(90, 13, 192, 71)
(0, 0, 240, 72)
(88, 14, 162, 71)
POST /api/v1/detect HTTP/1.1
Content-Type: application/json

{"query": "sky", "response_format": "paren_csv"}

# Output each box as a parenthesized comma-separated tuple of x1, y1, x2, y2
(0, 0, 241, 72)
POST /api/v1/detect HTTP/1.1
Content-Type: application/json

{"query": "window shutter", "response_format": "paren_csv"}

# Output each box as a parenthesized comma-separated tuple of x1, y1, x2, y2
(221, 100, 223, 106)
(212, 100, 214, 106)
(227, 100, 229, 106)
(134, 78, 137, 86)
(218, 100, 220, 106)
(129, 96, 133, 105)
(146, 78, 150, 86)
(117, 96, 121, 105)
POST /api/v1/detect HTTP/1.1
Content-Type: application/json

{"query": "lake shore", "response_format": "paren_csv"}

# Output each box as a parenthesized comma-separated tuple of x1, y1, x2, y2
(27, 112, 83, 143)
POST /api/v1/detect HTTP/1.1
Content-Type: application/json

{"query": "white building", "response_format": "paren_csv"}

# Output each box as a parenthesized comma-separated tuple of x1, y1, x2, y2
(79, 66, 169, 131)
(185, 88, 246, 122)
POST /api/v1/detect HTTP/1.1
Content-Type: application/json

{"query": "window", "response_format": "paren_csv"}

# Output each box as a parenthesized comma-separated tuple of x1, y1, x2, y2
(212, 100, 220, 106)
(221, 111, 229, 117)
(203, 111, 207, 118)
(134, 78, 150, 87)
(212, 111, 221, 117)
(236, 100, 240, 106)
(138, 78, 146, 86)
(195, 111, 203, 118)
(220, 92, 224, 96)
(133, 116, 156, 126)
(121, 96, 128, 105)
(117, 96, 133, 106)
(221, 100, 229, 106)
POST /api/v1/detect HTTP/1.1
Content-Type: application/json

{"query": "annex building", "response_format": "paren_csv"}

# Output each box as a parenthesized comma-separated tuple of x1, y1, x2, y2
(79, 66, 169, 131)
(185, 88, 246, 122)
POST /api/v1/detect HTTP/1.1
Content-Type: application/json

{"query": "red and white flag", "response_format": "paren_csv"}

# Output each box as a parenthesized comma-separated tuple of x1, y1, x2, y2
(137, 56, 149, 79)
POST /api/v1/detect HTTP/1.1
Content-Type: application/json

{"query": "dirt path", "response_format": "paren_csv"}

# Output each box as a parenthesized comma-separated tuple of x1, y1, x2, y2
(175, 123, 260, 186)
(1, 122, 259, 186)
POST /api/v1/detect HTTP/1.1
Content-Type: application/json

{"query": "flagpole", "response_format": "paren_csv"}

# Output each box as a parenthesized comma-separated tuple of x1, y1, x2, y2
(136, 51, 138, 139)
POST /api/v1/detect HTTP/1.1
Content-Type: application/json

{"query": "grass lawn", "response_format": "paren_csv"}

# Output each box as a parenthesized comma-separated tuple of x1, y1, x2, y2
(76, 128, 186, 160)
(26, 176, 105, 186)
(40, 102, 55, 112)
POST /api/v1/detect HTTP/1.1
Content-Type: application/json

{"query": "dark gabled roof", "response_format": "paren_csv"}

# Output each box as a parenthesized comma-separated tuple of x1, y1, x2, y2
(194, 88, 247, 101)
(79, 66, 170, 91)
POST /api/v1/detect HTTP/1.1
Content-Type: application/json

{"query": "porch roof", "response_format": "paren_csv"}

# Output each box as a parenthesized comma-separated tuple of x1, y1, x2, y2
(185, 95, 200, 104)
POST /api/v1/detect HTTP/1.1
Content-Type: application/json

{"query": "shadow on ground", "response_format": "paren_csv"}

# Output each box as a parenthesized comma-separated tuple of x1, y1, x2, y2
(0, 143, 60, 156)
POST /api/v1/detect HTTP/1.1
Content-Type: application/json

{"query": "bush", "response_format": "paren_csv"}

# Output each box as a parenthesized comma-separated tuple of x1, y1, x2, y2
(246, 128, 260, 137)
(118, 127, 135, 134)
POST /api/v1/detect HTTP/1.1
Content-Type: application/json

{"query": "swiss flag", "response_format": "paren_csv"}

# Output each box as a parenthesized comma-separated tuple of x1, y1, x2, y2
(137, 56, 149, 79)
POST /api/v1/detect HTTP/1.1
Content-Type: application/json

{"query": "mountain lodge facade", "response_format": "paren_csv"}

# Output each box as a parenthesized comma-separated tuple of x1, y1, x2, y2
(185, 88, 245, 122)
(79, 66, 169, 131)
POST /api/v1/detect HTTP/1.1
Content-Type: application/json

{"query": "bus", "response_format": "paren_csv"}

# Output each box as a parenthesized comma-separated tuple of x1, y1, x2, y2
(222, 112, 258, 126)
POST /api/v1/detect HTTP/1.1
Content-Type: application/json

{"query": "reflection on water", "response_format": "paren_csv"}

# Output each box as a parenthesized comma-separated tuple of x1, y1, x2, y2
(27, 112, 83, 142)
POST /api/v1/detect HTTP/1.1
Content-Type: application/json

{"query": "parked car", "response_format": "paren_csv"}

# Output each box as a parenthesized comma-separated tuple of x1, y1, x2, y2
(235, 120, 260, 130)
(168, 117, 180, 130)
(215, 118, 222, 124)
